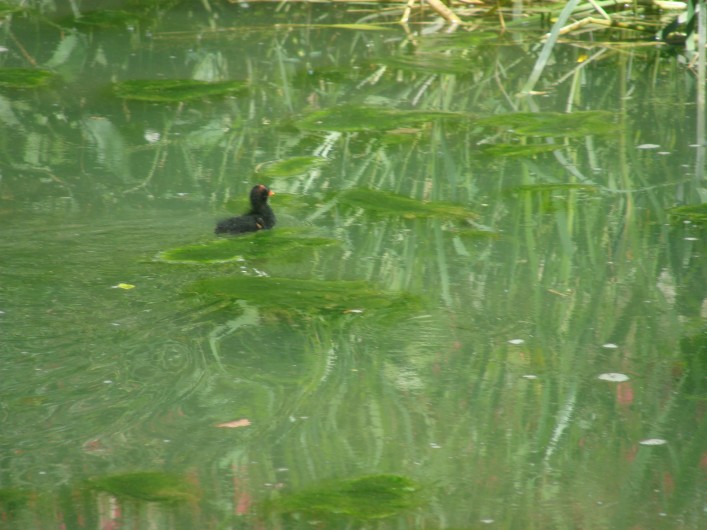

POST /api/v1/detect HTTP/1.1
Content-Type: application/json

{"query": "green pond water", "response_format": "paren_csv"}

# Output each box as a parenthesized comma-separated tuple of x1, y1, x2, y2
(0, 2, 705, 529)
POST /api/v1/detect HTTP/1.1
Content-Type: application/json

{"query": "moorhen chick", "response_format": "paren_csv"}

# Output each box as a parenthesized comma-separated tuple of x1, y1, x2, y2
(215, 184, 276, 235)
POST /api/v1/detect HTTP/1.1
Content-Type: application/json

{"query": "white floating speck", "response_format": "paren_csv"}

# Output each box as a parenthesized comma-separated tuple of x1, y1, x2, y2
(637, 144, 660, 149)
(508, 339, 525, 345)
(602, 343, 618, 349)
(639, 438, 667, 446)
(598, 373, 629, 382)
(480, 519, 495, 524)
(144, 129, 160, 143)
(522, 374, 538, 380)
(430, 443, 441, 449)
(684, 237, 698, 241)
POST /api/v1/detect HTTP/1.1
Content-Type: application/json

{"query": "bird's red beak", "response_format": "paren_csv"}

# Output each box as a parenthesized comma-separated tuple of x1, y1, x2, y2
(268, 190, 275, 196)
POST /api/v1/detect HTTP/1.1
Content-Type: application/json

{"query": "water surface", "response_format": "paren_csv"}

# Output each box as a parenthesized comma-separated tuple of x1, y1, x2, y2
(0, 2, 705, 529)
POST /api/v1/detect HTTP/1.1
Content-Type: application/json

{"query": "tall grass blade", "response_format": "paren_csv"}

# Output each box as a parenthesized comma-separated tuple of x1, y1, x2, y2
(522, 0, 582, 94)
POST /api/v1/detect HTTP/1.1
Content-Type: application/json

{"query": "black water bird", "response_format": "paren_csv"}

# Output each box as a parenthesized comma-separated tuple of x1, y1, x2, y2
(215, 184, 276, 235)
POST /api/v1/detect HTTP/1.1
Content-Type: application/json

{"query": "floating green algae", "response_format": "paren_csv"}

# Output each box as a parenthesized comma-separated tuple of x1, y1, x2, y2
(296, 105, 465, 132)
(113, 79, 247, 102)
(272, 474, 422, 520)
(88, 472, 198, 503)
(256, 156, 329, 177)
(157, 229, 338, 264)
(337, 188, 476, 219)
(668, 203, 707, 225)
(478, 111, 616, 137)
(0, 68, 55, 88)
(189, 276, 419, 317)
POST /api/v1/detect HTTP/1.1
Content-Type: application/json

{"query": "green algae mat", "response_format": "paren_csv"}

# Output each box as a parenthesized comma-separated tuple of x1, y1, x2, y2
(157, 229, 338, 264)
(88, 472, 199, 503)
(0, 68, 55, 88)
(337, 188, 476, 219)
(296, 105, 466, 132)
(270, 474, 422, 520)
(190, 275, 419, 317)
(113, 79, 247, 102)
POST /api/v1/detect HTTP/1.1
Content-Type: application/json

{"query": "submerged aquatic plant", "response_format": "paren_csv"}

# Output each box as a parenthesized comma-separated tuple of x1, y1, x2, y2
(272, 474, 422, 520)
(478, 111, 617, 138)
(189, 275, 420, 318)
(668, 203, 707, 225)
(87, 472, 199, 503)
(157, 229, 338, 264)
(337, 188, 476, 220)
(0, 68, 55, 88)
(113, 79, 247, 102)
(296, 105, 465, 132)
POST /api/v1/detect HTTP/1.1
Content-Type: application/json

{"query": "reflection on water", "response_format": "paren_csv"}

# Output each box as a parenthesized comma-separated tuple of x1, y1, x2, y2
(0, 2, 705, 529)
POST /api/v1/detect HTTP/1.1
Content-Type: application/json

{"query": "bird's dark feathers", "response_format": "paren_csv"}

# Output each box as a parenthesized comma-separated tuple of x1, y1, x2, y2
(215, 184, 275, 235)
